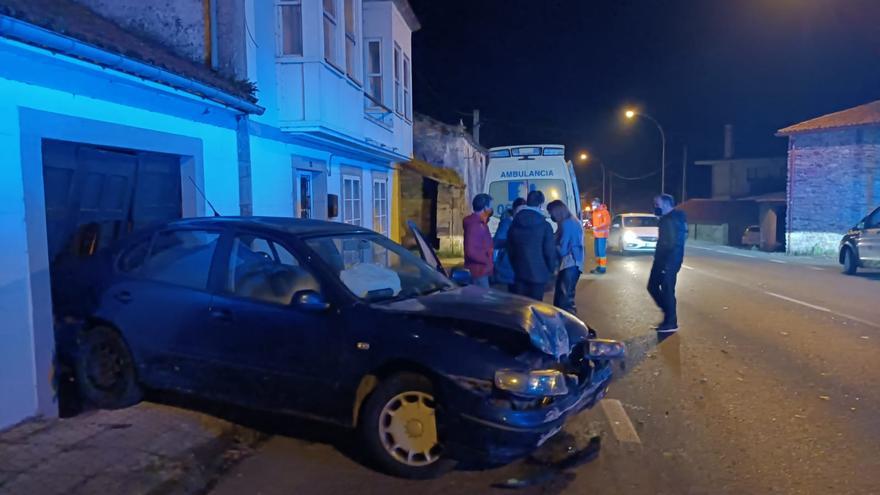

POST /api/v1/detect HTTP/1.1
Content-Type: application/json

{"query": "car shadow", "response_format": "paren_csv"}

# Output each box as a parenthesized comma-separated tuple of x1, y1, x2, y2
(849, 270, 880, 281)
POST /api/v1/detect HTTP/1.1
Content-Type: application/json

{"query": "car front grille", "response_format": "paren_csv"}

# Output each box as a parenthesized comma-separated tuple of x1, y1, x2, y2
(638, 236, 657, 242)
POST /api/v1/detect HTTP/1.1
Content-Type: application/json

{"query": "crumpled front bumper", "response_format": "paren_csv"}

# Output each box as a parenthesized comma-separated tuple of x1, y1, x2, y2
(440, 362, 613, 465)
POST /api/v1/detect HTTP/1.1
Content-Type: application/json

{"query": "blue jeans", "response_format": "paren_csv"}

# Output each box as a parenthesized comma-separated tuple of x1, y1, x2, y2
(473, 275, 490, 288)
(554, 267, 580, 314)
(594, 237, 607, 272)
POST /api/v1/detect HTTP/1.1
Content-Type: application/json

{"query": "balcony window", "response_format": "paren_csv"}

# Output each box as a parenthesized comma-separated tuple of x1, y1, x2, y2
(277, 1, 303, 56)
(343, 175, 362, 226)
(344, 0, 359, 81)
(394, 44, 402, 115)
(324, 0, 339, 66)
(403, 55, 411, 120)
(366, 40, 383, 105)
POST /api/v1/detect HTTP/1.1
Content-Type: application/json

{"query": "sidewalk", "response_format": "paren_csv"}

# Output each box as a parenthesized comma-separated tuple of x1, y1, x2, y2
(0, 403, 263, 495)
(686, 240, 839, 267)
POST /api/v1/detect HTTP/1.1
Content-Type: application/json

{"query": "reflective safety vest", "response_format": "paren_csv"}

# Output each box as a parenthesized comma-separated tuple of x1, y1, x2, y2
(591, 206, 611, 238)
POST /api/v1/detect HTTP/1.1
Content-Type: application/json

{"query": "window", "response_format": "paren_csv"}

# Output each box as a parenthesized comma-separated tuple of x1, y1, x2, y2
(297, 172, 313, 219)
(323, 0, 339, 65)
(305, 234, 452, 301)
(344, 0, 358, 80)
(365, 40, 382, 105)
(373, 179, 388, 235)
(343, 175, 362, 226)
(624, 216, 659, 228)
(487, 179, 568, 219)
(865, 207, 880, 229)
(226, 234, 320, 305)
(138, 230, 220, 290)
(278, 1, 303, 56)
(393, 44, 402, 114)
(403, 55, 411, 120)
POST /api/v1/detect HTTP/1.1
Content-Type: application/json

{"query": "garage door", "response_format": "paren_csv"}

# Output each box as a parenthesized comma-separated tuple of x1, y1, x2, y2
(42, 140, 183, 263)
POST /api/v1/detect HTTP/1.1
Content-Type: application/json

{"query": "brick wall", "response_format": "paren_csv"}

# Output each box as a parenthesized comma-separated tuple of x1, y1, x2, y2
(787, 127, 880, 254)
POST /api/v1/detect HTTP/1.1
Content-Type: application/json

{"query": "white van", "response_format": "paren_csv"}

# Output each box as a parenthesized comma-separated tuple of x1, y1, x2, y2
(483, 144, 582, 235)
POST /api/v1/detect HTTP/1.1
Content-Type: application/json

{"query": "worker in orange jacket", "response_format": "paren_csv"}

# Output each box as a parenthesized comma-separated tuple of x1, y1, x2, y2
(590, 198, 611, 274)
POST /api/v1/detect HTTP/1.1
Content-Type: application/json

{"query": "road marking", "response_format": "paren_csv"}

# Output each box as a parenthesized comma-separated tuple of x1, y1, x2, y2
(769, 259, 787, 264)
(681, 264, 694, 270)
(808, 266, 826, 271)
(691, 245, 757, 258)
(764, 291, 880, 329)
(764, 291, 831, 312)
(600, 399, 642, 444)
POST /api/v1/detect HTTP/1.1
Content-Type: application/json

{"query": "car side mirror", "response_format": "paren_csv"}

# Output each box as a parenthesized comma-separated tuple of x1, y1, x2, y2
(450, 267, 472, 286)
(292, 290, 330, 312)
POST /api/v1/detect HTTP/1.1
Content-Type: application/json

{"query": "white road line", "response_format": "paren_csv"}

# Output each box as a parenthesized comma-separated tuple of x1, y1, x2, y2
(764, 292, 880, 329)
(808, 266, 826, 271)
(681, 264, 695, 270)
(600, 399, 642, 445)
(764, 291, 831, 312)
(769, 259, 787, 264)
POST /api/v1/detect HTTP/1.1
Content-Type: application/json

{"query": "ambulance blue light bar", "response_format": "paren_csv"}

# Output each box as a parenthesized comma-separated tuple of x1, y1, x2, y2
(489, 149, 511, 158)
(543, 147, 564, 156)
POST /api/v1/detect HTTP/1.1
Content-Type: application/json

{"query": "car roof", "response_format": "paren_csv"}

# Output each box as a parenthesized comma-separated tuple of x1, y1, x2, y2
(163, 216, 373, 237)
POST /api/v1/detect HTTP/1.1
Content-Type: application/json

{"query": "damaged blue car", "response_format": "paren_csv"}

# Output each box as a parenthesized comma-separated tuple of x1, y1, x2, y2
(54, 217, 624, 478)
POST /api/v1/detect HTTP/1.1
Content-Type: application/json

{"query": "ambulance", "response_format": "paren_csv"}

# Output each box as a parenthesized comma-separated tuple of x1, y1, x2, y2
(484, 144, 582, 235)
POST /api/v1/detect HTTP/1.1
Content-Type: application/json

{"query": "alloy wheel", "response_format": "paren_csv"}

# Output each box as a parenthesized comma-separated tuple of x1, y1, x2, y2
(378, 391, 441, 467)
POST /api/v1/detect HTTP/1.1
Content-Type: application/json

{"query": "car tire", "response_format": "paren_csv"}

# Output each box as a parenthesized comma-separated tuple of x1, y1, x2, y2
(74, 325, 143, 409)
(842, 247, 858, 275)
(359, 372, 455, 479)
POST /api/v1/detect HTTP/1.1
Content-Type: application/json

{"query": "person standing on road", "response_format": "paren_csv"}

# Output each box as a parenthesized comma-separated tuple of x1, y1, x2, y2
(548, 200, 585, 314)
(507, 190, 557, 300)
(590, 198, 611, 274)
(463, 193, 495, 288)
(493, 197, 526, 291)
(648, 193, 688, 332)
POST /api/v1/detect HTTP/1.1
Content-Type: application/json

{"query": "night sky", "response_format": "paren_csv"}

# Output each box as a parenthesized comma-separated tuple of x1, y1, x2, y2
(409, 0, 880, 211)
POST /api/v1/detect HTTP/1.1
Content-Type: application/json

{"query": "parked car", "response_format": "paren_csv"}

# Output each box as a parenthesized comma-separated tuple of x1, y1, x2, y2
(741, 225, 761, 247)
(839, 206, 880, 275)
(609, 213, 659, 253)
(54, 217, 624, 478)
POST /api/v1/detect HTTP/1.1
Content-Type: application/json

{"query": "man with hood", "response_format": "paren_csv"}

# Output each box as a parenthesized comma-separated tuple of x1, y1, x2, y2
(507, 190, 557, 300)
(590, 197, 611, 274)
(463, 193, 494, 288)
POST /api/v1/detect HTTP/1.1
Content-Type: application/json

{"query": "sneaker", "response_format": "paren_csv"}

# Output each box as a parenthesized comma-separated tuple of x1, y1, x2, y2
(656, 323, 678, 333)
(590, 268, 606, 274)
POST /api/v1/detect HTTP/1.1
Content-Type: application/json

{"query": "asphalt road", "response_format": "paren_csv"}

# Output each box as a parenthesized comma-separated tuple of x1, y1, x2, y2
(209, 247, 880, 495)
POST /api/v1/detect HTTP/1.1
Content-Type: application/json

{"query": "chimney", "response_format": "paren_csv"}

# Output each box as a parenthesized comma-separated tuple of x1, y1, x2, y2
(723, 124, 734, 159)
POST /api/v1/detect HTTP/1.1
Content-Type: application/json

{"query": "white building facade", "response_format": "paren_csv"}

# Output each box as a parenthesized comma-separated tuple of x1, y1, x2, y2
(0, 0, 418, 429)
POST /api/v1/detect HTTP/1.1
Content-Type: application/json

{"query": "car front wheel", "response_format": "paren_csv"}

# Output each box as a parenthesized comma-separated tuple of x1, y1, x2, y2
(842, 247, 858, 275)
(359, 372, 454, 479)
(75, 326, 143, 409)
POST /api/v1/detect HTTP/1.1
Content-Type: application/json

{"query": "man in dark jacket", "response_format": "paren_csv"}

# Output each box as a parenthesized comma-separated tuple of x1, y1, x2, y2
(493, 197, 526, 290)
(507, 190, 557, 300)
(463, 193, 494, 288)
(648, 193, 688, 332)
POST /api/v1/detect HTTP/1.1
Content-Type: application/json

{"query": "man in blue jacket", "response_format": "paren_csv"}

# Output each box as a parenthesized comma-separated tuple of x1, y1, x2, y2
(507, 191, 557, 300)
(492, 197, 526, 291)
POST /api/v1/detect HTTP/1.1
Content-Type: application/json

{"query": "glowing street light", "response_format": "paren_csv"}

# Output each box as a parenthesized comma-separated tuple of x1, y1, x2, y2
(624, 109, 636, 119)
(576, 150, 606, 205)
(579, 152, 589, 161)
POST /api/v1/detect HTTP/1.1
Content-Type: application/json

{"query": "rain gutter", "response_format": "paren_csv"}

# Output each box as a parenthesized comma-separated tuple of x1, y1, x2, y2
(0, 14, 264, 115)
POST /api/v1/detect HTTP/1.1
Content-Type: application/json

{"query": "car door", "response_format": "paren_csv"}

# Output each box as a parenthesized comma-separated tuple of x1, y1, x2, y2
(198, 230, 344, 416)
(106, 228, 223, 390)
(859, 207, 880, 261)
(407, 220, 448, 276)
(609, 215, 622, 246)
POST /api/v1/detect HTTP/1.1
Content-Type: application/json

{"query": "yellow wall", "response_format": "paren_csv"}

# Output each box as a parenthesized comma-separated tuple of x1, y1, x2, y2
(390, 165, 402, 243)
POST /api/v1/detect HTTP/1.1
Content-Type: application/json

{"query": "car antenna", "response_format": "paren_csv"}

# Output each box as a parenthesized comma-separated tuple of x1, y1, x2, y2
(187, 176, 221, 217)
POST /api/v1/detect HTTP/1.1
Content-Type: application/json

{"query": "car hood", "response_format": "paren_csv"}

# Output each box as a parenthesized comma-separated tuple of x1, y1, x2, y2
(372, 286, 588, 358)
(623, 226, 658, 236)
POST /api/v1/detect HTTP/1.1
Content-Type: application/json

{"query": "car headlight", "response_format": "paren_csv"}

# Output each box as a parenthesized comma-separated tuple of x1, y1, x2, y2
(623, 230, 638, 242)
(495, 370, 569, 397)
(587, 339, 626, 359)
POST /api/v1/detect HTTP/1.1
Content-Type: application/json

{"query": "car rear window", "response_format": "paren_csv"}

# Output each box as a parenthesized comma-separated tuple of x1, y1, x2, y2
(624, 216, 658, 227)
(135, 230, 220, 290)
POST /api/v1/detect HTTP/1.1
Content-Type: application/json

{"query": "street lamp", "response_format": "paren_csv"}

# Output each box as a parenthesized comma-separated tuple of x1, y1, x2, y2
(624, 108, 667, 195)
(577, 151, 606, 205)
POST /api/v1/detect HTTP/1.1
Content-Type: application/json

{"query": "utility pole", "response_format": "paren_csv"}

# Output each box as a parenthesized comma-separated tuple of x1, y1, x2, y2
(473, 109, 481, 145)
(608, 172, 613, 214)
(681, 144, 688, 203)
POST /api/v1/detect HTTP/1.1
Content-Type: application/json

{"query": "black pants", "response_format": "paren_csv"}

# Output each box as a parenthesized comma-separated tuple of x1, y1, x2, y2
(514, 280, 546, 301)
(553, 267, 580, 314)
(647, 262, 680, 326)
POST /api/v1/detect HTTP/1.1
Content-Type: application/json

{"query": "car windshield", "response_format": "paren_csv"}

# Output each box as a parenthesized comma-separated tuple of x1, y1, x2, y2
(305, 233, 454, 302)
(624, 216, 659, 227)
(488, 179, 567, 218)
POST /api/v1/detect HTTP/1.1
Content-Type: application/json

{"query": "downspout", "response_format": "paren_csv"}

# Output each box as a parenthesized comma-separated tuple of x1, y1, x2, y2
(786, 136, 794, 255)
(0, 15, 263, 115)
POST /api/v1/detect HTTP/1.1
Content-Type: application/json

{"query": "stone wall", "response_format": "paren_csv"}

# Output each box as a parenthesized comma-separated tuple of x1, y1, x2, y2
(413, 115, 487, 204)
(787, 127, 880, 254)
